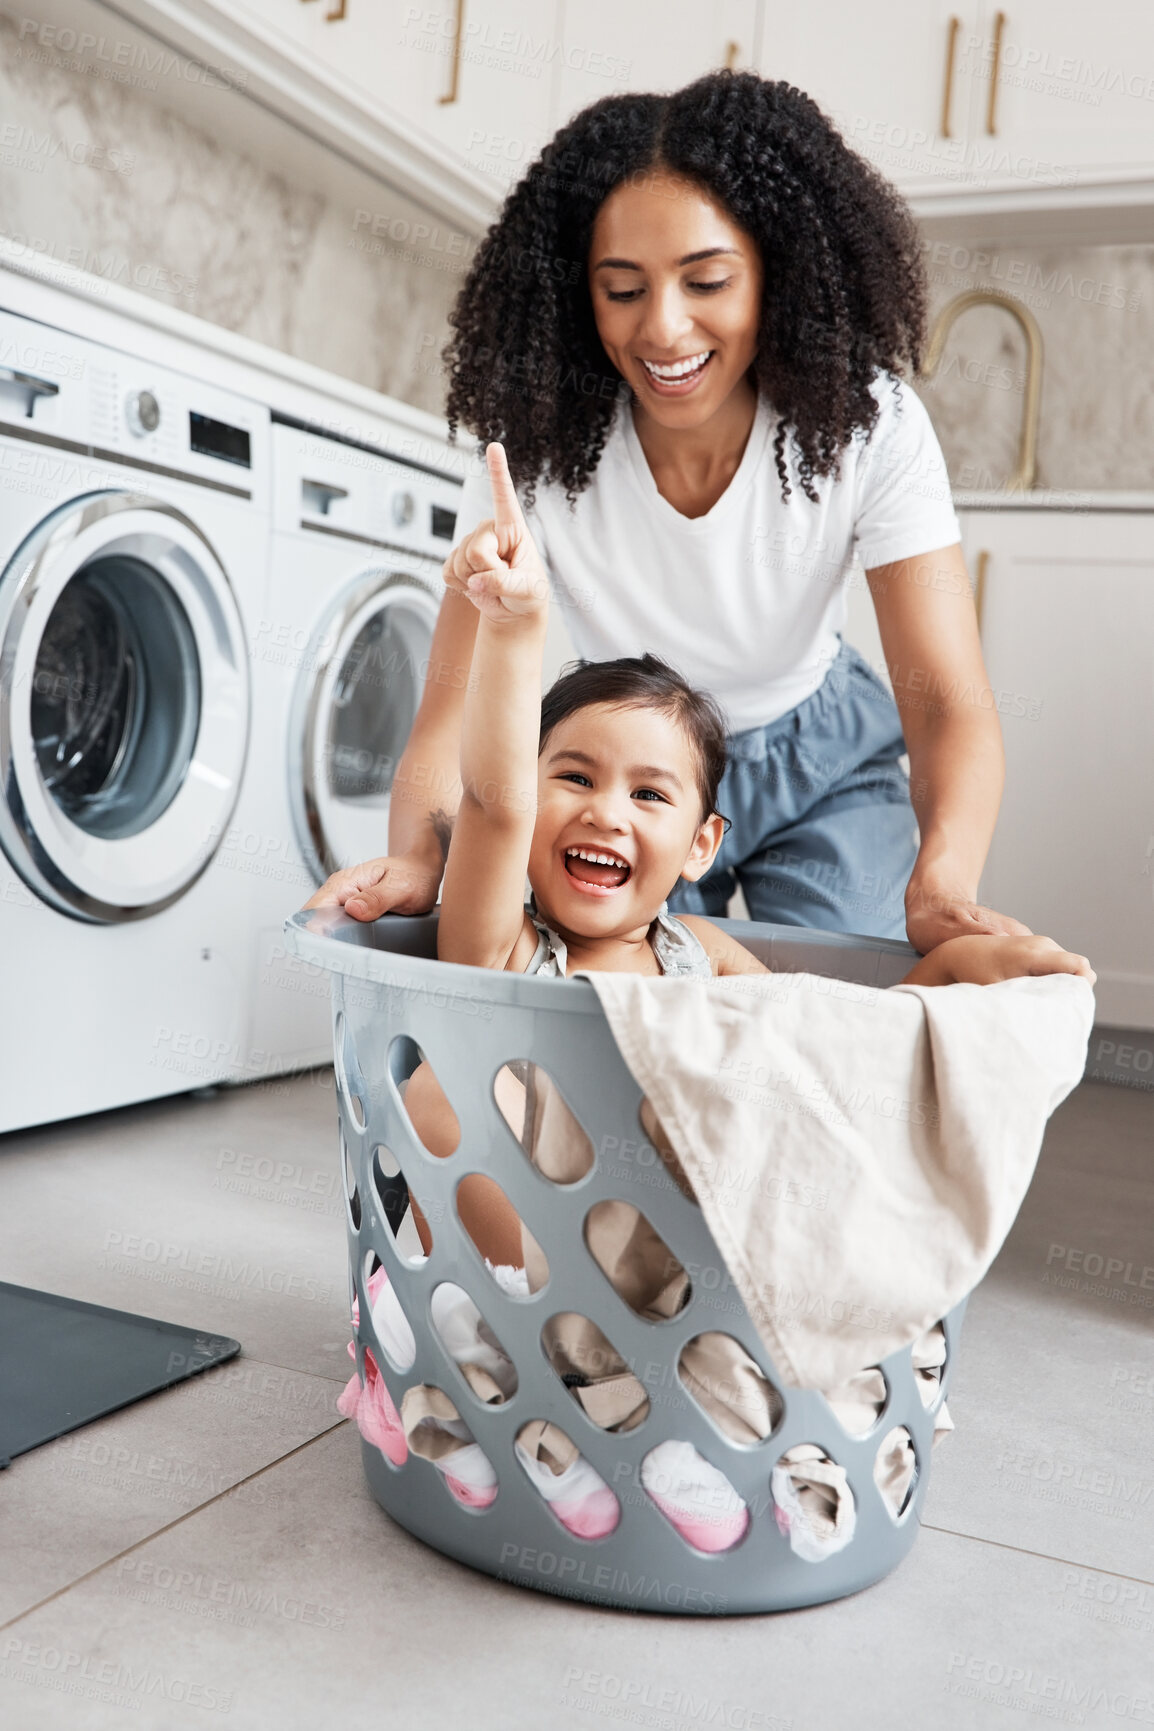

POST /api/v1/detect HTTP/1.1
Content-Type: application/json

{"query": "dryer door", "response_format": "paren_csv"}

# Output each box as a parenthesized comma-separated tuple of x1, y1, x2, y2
(293, 570, 441, 881)
(0, 491, 249, 922)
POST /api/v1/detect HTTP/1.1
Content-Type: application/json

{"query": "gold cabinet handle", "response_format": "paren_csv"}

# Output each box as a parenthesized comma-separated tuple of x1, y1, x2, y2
(724, 41, 740, 70)
(941, 16, 961, 137)
(973, 550, 990, 634)
(439, 0, 465, 104)
(986, 11, 1006, 133)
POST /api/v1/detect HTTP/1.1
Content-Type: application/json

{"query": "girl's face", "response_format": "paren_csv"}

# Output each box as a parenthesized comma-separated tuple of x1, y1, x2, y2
(528, 702, 723, 938)
(589, 170, 763, 428)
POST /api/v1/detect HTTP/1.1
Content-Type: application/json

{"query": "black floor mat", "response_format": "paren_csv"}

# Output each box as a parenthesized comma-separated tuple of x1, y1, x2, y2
(0, 1283, 240, 1466)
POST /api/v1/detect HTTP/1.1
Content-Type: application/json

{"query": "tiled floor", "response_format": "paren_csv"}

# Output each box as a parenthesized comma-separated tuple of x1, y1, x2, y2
(1, 1071, 1151, 1729)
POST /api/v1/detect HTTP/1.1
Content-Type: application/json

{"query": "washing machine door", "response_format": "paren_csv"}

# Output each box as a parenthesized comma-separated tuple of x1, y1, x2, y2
(293, 570, 441, 882)
(0, 491, 249, 922)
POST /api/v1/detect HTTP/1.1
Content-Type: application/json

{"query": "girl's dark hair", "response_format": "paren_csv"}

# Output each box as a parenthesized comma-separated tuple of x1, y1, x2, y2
(445, 71, 925, 505)
(539, 654, 729, 823)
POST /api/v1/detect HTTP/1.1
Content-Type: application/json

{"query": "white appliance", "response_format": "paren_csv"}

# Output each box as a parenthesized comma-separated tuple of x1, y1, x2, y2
(245, 420, 461, 1073)
(0, 305, 268, 1132)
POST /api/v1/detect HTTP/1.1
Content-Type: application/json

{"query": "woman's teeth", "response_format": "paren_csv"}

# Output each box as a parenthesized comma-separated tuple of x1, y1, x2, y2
(641, 351, 712, 383)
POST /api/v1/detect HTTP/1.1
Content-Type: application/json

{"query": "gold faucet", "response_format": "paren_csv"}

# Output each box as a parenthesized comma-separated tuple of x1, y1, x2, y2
(920, 289, 1043, 491)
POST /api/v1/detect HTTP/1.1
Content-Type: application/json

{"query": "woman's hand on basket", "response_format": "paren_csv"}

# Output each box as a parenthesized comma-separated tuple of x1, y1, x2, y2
(442, 443, 549, 626)
(904, 875, 1034, 955)
(301, 853, 441, 922)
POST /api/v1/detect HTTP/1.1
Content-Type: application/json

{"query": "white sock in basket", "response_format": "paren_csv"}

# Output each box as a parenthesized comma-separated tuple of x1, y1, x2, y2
(397, 1260, 526, 1511)
(640, 1441, 750, 1553)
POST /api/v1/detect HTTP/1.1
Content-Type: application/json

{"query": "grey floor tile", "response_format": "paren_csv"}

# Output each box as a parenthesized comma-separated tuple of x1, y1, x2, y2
(0, 1072, 352, 1380)
(0, 1356, 344, 1625)
(1, 1424, 1151, 1731)
(1035, 1077, 1153, 1185)
(923, 1083, 1154, 1579)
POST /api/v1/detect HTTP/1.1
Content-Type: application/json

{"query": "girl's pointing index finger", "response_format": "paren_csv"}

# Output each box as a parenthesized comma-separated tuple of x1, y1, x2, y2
(485, 441, 526, 545)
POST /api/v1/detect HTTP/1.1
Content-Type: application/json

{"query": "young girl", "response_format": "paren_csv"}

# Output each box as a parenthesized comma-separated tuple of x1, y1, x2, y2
(338, 443, 1093, 1557)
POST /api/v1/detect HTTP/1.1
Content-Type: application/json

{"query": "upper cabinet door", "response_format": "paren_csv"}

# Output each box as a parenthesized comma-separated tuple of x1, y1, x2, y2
(757, 1, 974, 194)
(552, 0, 760, 130)
(966, 0, 1154, 181)
(230, 0, 562, 179)
(394, 0, 563, 175)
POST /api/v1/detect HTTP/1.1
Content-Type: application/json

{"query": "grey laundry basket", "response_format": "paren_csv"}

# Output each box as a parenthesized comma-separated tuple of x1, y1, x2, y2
(284, 908, 965, 1616)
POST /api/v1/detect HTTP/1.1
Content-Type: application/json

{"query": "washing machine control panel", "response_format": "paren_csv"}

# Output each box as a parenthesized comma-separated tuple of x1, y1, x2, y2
(275, 423, 461, 561)
(0, 308, 269, 508)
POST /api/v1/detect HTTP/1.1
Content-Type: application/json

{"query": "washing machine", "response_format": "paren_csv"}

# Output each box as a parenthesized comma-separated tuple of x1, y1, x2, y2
(245, 420, 462, 1073)
(0, 305, 268, 1132)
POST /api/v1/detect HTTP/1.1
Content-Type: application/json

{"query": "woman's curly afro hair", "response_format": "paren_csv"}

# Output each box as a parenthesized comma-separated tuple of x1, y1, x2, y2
(444, 70, 927, 505)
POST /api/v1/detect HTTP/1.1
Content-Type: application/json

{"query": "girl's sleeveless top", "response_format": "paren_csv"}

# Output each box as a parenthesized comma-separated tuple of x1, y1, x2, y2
(523, 897, 713, 981)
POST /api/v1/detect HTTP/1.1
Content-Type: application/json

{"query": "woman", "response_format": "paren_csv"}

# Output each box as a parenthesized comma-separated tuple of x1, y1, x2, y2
(309, 71, 1028, 953)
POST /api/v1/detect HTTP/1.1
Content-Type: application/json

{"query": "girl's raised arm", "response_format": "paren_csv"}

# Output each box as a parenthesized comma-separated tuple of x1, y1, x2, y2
(436, 444, 551, 971)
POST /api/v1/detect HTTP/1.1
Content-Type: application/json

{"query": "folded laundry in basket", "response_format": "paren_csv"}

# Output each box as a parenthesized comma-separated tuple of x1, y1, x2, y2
(575, 970, 1092, 1390)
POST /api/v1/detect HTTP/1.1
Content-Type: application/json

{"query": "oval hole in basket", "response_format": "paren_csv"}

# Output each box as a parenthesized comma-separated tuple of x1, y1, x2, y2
(515, 1419, 620, 1539)
(369, 1144, 429, 1266)
(772, 1443, 857, 1561)
(360, 1249, 416, 1372)
(540, 1313, 649, 1431)
(494, 1060, 594, 1183)
(400, 1384, 498, 1511)
(641, 1441, 749, 1554)
(342, 1130, 361, 1230)
(389, 1035, 460, 1157)
(637, 1096, 696, 1202)
(353, 1346, 408, 1468)
(431, 1282, 517, 1403)
(583, 1200, 690, 1319)
(334, 1011, 366, 1130)
(822, 1364, 888, 1438)
(677, 1333, 783, 1443)
(914, 1319, 948, 1410)
(875, 1425, 919, 1521)
(456, 1175, 546, 1289)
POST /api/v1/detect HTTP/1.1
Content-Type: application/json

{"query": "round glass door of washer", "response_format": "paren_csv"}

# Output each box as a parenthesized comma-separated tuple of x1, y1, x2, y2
(293, 572, 441, 881)
(0, 492, 250, 921)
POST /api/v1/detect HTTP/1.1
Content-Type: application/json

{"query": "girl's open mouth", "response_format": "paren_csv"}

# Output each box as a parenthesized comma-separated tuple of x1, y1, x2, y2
(563, 846, 631, 893)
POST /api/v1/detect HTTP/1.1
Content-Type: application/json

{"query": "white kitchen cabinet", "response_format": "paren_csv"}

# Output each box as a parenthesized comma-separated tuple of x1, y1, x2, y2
(112, 1, 1154, 233)
(758, 1, 1154, 204)
(552, 0, 759, 130)
(228, 0, 421, 117)
(226, 0, 561, 183)
(758, 1, 975, 193)
(958, 508, 1154, 1029)
(955, 1, 1154, 182)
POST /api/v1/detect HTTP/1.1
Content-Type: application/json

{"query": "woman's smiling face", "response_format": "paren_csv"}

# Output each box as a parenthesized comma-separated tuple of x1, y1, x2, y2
(589, 169, 763, 427)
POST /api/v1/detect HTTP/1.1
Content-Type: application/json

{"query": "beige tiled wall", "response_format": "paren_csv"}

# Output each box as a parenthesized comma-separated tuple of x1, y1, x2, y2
(0, 9, 463, 417)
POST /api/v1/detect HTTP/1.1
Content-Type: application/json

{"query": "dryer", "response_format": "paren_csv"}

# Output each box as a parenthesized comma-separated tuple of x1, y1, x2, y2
(246, 420, 461, 1074)
(0, 306, 267, 1132)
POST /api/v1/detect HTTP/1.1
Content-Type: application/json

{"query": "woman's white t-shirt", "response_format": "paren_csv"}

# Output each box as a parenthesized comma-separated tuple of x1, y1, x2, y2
(453, 373, 960, 733)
